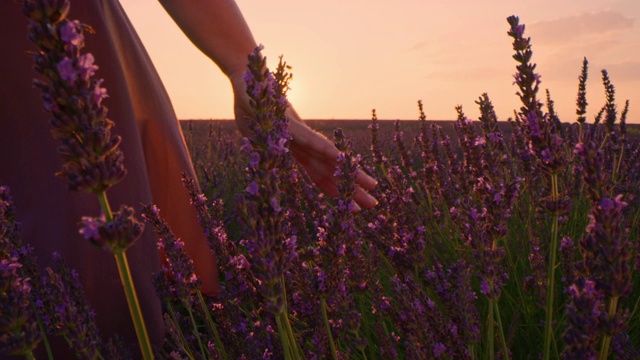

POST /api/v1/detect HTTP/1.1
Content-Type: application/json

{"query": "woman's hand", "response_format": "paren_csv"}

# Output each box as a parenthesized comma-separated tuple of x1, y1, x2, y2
(231, 75, 378, 210)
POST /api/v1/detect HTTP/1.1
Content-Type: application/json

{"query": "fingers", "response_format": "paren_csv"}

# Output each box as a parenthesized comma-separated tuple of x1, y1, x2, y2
(356, 169, 378, 191)
(286, 108, 379, 210)
(353, 186, 378, 209)
(291, 144, 379, 210)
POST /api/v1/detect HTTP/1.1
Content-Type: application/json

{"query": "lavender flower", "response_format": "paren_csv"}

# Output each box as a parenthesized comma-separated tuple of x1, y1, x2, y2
(507, 15, 567, 176)
(393, 120, 413, 170)
(601, 70, 617, 133)
(610, 333, 640, 359)
(79, 205, 144, 252)
(562, 278, 605, 360)
(425, 261, 480, 353)
(573, 139, 633, 358)
(368, 110, 386, 166)
(448, 104, 521, 303)
(182, 175, 258, 308)
(546, 89, 564, 136)
(453, 105, 482, 189)
(309, 129, 376, 356)
(24, 0, 126, 194)
(559, 236, 576, 287)
(524, 237, 547, 309)
(380, 275, 458, 359)
(619, 99, 629, 138)
(416, 102, 438, 187)
(318, 129, 370, 291)
(0, 188, 41, 357)
(576, 58, 589, 125)
(507, 16, 543, 119)
(23, 3, 154, 356)
(236, 45, 297, 315)
(574, 142, 632, 300)
(508, 16, 573, 359)
(40, 254, 103, 359)
(141, 205, 201, 302)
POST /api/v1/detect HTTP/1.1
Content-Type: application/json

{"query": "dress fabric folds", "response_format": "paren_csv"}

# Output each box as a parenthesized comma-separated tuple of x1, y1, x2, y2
(0, 0, 208, 355)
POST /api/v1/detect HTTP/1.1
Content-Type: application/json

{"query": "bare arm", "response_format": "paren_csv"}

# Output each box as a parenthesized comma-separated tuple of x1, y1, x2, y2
(158, 0, 257, 80)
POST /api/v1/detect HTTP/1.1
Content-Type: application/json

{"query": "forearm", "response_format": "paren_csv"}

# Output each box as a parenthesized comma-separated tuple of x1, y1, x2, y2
(158, 0, 258, 79)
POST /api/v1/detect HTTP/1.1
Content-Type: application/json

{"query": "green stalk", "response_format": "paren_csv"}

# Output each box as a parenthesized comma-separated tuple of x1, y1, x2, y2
(96, 191, 153, 359)
(196, 291, 228, 359)
(185, 304, 208, 359)
(24, 351, 35, 360)
(612, 140, 625, 184)
(486, 299, 495, 360)
(31, 300, 54, 360)
(167, 304, 195, 359)
(543, 174, 560, 360)
(275, 313, 294, 360)
(96, 192, 113, 222)
(494, 301, 510, 360)
(629, 291, 640, 320)
(277, 276, 304, 359)
(357, 295, 373, 360)
(114, 250, 154, 360)
(599, 296, 620, 360)
(280, 311, 304, 359)
(321, 297, 339, 360)
(578, 123, 583, 142)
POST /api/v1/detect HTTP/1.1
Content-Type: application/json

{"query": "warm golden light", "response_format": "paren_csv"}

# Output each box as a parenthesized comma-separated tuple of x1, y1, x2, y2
(120, 0, 640, 123)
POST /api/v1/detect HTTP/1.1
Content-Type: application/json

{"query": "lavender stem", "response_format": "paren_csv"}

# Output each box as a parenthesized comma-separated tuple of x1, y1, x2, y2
(494, 301, 509, 360)
(167, 304, 194, 358)
(486, 299, 495, 360)
(97, 192, 113, 222)
(275, 314, 295, 360)
(321, 297, 339, 360)
(543, 174, 560, 360)
(96, 190, 152, 359)
(186, 304, 208, 359)
(196, 291, 228, 359)
(113, 250, 153, 360)
(599, 296, 620, 359)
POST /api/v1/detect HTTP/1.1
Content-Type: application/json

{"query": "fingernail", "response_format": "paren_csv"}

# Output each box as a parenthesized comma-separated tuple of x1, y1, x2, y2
(366, 193, 378, 207)
(353, 202, 362, 213)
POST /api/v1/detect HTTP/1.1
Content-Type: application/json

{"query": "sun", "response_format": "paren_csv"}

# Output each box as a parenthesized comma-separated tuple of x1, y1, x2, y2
(282, 74, 307, 117)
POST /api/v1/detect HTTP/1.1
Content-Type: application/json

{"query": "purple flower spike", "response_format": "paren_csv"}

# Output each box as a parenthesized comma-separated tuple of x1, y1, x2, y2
(40, 255, 103, 359)
(246, 181, 259, 196)
(0, 189, 42, 357)
(562, 278, 604, 360)
(24, 0, 127, 194)
(142, 204, 202, 302)
(78, 206, 144, 252)
(59, 20, 83, 47)
(237, 45, 297, 315)
(56, 57, 77, 83)
(507, 16, 567, 176)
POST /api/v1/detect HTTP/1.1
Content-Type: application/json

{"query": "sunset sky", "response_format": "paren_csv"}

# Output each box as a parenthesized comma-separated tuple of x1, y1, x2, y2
(119, 0, 640, 123)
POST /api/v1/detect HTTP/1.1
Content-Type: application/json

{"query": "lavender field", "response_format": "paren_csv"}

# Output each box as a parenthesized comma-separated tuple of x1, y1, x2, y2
(178, 107, 640, 360)
(2, 2, 640, 359)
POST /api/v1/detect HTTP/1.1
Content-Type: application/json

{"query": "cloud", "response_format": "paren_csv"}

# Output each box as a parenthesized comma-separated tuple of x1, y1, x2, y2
(602, 60, 640, 81)
(407, 40, 431, 52)
(529, 10, 635, 46)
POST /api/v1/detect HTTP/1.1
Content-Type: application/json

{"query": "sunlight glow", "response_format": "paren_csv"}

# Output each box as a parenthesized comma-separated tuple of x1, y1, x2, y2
(120, 0, 640, 122)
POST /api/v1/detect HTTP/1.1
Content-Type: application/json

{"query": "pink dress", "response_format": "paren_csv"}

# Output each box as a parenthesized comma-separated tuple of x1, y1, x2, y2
(0, 0, 216, 355)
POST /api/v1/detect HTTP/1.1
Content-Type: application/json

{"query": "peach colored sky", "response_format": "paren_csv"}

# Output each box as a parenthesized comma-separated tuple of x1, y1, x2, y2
(120, 0, 640, 123)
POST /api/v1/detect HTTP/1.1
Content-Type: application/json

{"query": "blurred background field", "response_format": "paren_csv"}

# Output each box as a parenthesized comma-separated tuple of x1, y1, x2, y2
(181, 119, 640, 158)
